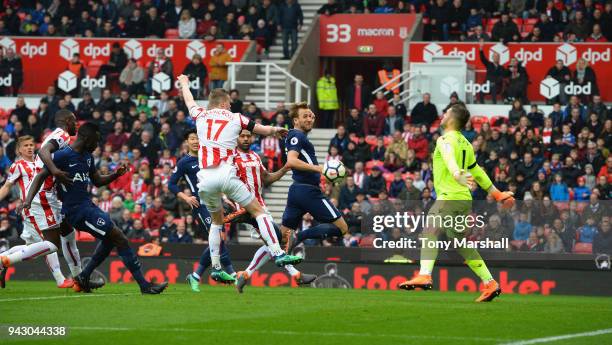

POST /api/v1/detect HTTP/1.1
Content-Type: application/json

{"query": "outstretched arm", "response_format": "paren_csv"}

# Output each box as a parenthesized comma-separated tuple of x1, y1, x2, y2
(177, 74, 197, 110)
(467, 161, 514, 207)
(252, 123, 288, 138)
(262, 165, 290, 186)
(23, 168, 50, 210)
(92, 163, 129, 187)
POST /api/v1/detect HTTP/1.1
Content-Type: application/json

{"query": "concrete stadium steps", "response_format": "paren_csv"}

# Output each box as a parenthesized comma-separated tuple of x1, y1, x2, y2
(243, 0, 324, 107)
(262, 128, 337, 222)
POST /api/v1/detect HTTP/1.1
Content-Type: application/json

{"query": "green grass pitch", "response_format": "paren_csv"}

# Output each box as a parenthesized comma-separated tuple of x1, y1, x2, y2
(1, 281, 612, 345)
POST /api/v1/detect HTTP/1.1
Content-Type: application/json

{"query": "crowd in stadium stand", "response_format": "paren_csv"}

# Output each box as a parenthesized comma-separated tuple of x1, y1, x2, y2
(0, 1, 611, 255)
(318, 0, 612, 43)
(0, 0, 304, 59)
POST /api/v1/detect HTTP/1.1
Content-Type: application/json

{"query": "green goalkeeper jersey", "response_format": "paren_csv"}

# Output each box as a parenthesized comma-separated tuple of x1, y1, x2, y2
(432, 130, 493, 201)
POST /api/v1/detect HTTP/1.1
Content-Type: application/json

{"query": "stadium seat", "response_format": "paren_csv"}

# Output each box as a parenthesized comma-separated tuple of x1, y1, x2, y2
(365, 160, 382, 174)
(359, 234, 376, 248)
(165, 29, 179, 39)
(365, 136, 377, 147)
(77, 231, 96, 242)
(490, 116, 507, 128)
(349, 133, 359, 144)
(471, 116, 488, 131)
(572, 242, 593, 254)
(87, 59, 104, 78)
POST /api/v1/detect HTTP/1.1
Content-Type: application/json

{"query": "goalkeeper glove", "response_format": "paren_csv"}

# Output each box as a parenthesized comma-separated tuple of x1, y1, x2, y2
(491, 190, 515, 209)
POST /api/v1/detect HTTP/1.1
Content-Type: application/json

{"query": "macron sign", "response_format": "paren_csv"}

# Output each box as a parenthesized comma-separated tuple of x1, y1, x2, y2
(320, 14, 417, 57)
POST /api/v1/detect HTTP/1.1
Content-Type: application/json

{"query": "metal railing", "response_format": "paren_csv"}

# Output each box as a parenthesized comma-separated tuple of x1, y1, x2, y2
(227, 62, 311, 110)
(372, 70, 423, 105)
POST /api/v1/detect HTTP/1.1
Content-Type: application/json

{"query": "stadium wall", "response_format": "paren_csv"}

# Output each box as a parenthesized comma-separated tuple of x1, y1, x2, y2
(5, 243, 611, 296)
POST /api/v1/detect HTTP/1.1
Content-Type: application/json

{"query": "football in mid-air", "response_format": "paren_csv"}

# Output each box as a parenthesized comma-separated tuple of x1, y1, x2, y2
(323, 160, 346, 183)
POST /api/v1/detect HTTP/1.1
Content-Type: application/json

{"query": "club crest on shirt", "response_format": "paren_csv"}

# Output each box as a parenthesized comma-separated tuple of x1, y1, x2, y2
(97, 218, 106, 226)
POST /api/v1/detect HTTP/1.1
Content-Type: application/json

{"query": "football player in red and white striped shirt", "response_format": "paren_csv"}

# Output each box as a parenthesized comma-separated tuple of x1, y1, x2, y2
(232, 129, 317, 293)
(178, 75, 302, 283)
(0, 136, 71, 288)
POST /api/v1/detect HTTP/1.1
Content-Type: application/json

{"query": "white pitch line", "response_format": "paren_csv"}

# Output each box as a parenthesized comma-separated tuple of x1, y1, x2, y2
(0, 293, 139, 303)
(71, 326, 510, 342)
(499, 328, 612, 345)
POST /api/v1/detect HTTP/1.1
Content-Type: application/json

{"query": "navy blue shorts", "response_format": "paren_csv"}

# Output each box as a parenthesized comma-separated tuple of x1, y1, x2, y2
(192, 205, 212, 235)
(281, 183, 341, 230)
(64, 203, 113, 240)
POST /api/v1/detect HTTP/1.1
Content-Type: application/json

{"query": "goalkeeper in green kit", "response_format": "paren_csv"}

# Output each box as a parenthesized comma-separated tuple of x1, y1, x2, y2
(398, 104, 515, 302)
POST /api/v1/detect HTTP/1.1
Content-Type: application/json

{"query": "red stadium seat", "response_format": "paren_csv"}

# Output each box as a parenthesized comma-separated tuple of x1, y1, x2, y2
(524, 18, 538, 25)
(165, 29, 179, 39)
(383, 136, 392, 146)
(87, 59, 104, 78)
(365, 160, 382, 174)
(471, 116, 488, 131)
(572, 242, 593, 254)
(490, 115, 507, 128)
(77, 231, 96, 242)
(365, 135, 377, 147)
(359, 234, 376, 248)
(349, 133, 359, 144)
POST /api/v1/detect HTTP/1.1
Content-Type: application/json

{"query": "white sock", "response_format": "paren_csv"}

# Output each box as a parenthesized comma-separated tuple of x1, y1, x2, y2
(255, 214, 284, 257)
(61, 231, 82, 276)
(245, 245, 271, 276)
(45, 252, 66, 285)
(4, 241, 57, 265)
(1, 245, 27, 256)
(285, 265, 299, 276)
(208, 224, 223, 270)
(192, 272, 201, 281)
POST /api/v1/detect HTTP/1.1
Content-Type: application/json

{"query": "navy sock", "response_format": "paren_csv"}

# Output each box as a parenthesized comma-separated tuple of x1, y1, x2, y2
(81, 240, 113, 278)
(195, 247, 211, 279)
(117, 246, 148, 287)
(296, 224, 342, 244)
(220, 242, 234, 274)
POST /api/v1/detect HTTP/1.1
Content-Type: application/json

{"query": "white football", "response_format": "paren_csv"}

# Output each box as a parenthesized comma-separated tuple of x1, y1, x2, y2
(323, 160, 347, 183)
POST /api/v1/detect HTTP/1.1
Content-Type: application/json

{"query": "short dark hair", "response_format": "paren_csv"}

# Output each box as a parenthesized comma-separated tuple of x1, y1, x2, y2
(289, 102, 310, 120)
(54, 109, 74, 126)
(450, 104, 470, 129)
(78, 122, 100, 138)
(184, 128, 197, 141)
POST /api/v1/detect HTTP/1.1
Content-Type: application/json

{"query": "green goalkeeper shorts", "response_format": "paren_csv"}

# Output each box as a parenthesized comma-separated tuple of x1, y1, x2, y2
(426, 199, 473, 237)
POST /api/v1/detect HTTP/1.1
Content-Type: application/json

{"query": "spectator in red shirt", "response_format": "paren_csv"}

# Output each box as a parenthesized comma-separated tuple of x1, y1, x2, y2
(144, 197, 168, 231)
(373, 91, 389, 117)
(408, 126, 429, 161)
(598, 156, 612, 183)
(106, 121, 129, 152)
(586, 24, 608, 42)
(363, 104, 385, 137)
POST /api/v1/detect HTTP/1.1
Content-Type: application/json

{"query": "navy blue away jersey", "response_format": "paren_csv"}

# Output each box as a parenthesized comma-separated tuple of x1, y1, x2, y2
(52, 147, 95, 210)
(285, 129, 320, 186)
(168, 154, 200, 200)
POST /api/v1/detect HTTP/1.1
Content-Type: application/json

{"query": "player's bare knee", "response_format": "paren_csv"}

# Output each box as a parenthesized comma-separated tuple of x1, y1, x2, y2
(334, 218, 348, 235)
(109, 228, 129, 248)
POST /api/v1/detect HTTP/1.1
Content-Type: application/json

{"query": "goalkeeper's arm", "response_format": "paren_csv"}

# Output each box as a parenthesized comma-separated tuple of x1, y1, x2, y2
(468, 163, 514, 206)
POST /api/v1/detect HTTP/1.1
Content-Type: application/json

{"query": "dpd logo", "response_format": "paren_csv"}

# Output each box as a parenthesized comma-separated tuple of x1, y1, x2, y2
(423, 42, 443, 62)
(186, 40, 206, 60)
(489, 43, 510, 65)
(0, 37, 16, 52)
(60, 38, 79, 61)
(152, 72, 172, 93)
(83, 43, 111, 59)
(440, 76, 490, 96)
(0, 74, 12, 87)
(19, 41, 47, 58)
(123, 39, 143, 60)
(539, 77, 592, 98)
(147, 44, 174, 58)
